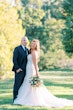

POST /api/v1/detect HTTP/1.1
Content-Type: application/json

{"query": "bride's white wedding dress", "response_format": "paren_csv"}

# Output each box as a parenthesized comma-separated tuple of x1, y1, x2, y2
(14, 53, 73, 108)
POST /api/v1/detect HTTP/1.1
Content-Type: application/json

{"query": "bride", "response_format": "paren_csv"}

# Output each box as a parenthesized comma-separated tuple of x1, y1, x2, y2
(14, 39, 73, 108)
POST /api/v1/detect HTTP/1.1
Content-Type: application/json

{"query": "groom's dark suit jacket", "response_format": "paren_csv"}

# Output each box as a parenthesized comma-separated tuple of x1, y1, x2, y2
(12, 45, 29, 100)
(12, 45, 28, 73)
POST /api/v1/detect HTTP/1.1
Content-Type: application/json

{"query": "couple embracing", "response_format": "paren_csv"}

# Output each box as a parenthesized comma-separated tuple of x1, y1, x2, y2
(12, 37, 73, 108)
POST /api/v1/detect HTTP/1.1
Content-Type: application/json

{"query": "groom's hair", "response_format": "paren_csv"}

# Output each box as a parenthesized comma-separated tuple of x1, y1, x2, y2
(25, 36, 28, 40)
(21, 36, 28, 41)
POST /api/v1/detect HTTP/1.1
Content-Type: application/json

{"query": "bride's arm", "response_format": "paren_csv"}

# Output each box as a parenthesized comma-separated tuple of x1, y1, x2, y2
(31, 51, 39, 76)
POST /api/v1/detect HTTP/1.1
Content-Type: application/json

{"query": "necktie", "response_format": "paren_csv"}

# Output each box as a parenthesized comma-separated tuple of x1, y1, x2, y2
(22, 45, 25, 51)
(25, 47, 28, 55)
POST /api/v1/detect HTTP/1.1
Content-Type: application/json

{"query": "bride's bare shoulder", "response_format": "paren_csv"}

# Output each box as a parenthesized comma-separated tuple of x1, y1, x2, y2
(31, 51, 38, 58)
(32, 50, 38, 54)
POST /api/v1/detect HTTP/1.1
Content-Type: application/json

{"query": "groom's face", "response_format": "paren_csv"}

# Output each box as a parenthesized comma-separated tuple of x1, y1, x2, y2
(21, 37, 28, 46)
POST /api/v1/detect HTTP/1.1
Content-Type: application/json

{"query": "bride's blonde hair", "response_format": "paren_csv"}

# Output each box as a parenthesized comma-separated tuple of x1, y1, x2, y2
(30, 39, 40, 59)
(35, 39, 40, 58)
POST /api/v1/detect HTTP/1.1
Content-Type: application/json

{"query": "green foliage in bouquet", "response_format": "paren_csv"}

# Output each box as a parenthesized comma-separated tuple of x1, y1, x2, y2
(29, 76, 43, 87)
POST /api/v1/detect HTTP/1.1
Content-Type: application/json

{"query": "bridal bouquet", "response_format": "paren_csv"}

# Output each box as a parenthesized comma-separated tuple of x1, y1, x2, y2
(29, 76, 43, 87)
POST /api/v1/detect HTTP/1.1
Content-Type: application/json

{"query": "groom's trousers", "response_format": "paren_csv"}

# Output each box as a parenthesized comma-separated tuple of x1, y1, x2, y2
(13, 71, 25, 100)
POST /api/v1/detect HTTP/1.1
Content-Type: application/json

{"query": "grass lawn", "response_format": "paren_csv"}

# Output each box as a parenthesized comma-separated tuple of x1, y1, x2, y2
(0, 71, 73, 110)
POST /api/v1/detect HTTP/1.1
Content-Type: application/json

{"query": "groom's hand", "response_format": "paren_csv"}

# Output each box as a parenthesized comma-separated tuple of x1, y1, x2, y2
(16, 68, 22, 73)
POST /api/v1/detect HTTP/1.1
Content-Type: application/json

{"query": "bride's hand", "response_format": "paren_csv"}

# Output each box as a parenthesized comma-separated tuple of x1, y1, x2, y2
(36, 72, 39, 77)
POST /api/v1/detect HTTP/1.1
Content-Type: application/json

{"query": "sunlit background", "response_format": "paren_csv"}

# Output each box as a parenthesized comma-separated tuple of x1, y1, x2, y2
(0, 0, 73, 110)
(0, 0, 73, 79)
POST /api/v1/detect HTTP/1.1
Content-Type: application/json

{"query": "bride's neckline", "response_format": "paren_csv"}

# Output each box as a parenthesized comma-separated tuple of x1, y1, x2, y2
(29, 50, 38, 55)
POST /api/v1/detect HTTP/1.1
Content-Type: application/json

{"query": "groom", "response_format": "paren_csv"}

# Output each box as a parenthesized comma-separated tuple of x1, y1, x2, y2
(12, 36, 29, 101)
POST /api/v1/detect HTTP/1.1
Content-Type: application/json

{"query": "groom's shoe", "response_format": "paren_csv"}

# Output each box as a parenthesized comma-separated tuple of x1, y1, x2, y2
(13, 97, 16, 103)
(13, 99, 14, 103)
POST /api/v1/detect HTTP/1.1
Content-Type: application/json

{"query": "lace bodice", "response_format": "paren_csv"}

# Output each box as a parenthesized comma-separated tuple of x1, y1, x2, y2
(27, 54, 33, 64)
(25, 53, 39, 78)
(27, 52, 38, 64)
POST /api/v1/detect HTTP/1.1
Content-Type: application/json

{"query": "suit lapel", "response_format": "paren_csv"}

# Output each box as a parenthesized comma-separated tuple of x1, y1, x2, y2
(19, 45, 29, 56)
(19, 45, 26, 55)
